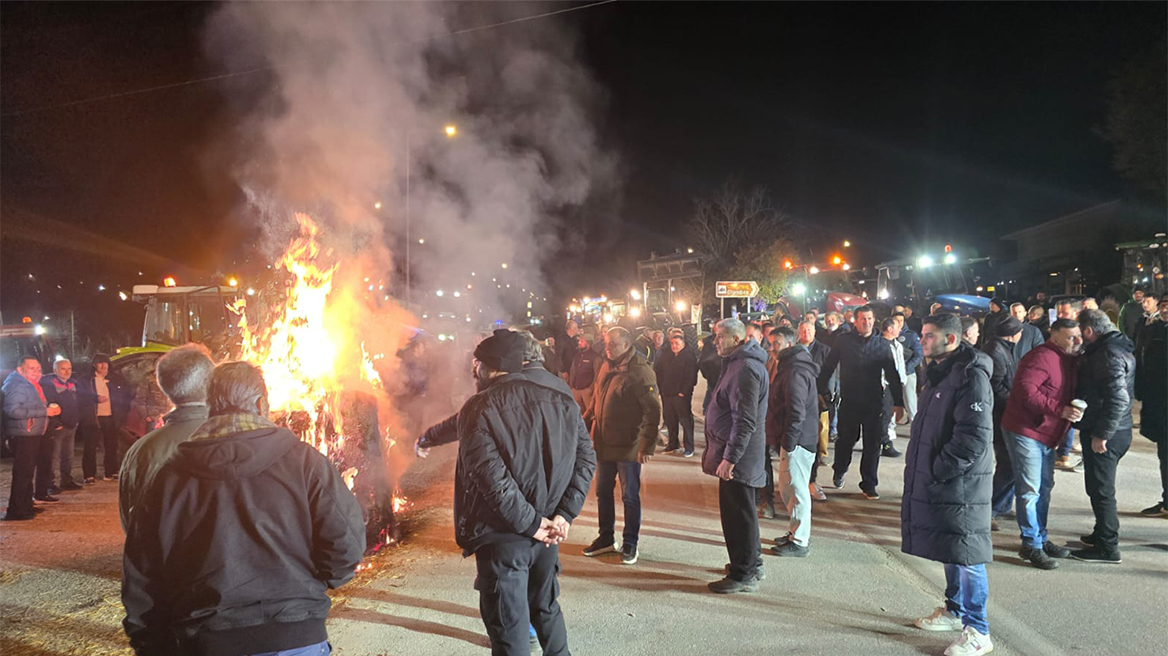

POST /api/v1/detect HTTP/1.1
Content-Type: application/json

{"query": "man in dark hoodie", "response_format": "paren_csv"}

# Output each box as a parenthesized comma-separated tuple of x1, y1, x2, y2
(655, 330, 699, 456)
(118, 344, 214, 532)
(698, 329, 723, 413)
(455, 329, 596, 655)
(122, 362, 365, 656)
(983, 317, 1023, 527)
(980, 298, 1008, 348)
(704, 318, 769, 594)
(1070, 309, 1136, 564)
(904, 313, 995, 656)
(765, 326, 819, 558)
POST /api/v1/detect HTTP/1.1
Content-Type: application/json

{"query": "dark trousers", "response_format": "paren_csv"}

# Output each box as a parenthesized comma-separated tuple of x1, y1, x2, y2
(1159, 436, 1167, 507)
(719, 478, 761, 582)
(1082, 428, 1132, 551)
(762, 445, 776, 508)
(833, 403, 885, 493)
(5, 436, 40, 518)
(80, 422, 99, 479)
(595, 461, 642, 548)
(34, 433, 56, 497)
(990, 415, 1015, 517)
(98, 416, 121, 476)
(662, 394, 695, 452)
(474, 540, 568, 656)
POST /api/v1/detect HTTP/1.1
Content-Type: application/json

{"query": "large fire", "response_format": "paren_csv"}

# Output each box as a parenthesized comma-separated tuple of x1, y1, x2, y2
(231, 213, 411, 553)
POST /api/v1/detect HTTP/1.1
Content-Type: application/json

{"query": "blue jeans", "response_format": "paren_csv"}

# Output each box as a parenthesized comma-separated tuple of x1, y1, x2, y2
(944, 564, 989, 635)
(248, 641, 330, 656)
(1003, 429, 1055, 549)
(595, 460, 642, 548)
(1057, 427, 1075, 457)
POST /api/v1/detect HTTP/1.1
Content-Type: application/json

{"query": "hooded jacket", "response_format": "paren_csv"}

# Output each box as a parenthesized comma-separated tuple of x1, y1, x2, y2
(585, 348, 662, 462)
(122, 416, 365, 656)
(454, 373, 596, 556)
(901, 343, 994, 566)
(766, 345, 820, 453)
(982, 337, 1017, 414)
(1076, 330, 1136, 442)
(1135, 320, 1166, 443)
(698, 334, 723, 388)
(654, 345, 699, 398)
(703, 340, 769, 487)
(1001, 342, 1077, 448)
(2, 370, 49, 437)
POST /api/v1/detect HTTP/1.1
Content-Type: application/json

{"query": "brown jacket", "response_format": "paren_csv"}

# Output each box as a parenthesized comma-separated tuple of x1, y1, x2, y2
(584, 348, 662, 462)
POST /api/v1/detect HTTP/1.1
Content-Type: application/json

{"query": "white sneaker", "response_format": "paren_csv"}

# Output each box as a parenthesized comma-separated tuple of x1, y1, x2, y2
(944, 626, 993, 656)
(915, 607, 963, 632)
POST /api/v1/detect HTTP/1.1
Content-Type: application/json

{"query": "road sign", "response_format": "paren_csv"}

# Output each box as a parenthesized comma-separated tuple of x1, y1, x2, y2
(715, 281, 759, 298)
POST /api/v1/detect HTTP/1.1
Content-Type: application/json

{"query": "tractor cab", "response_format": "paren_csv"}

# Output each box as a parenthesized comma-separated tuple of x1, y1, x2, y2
(121, 284, 241, 359)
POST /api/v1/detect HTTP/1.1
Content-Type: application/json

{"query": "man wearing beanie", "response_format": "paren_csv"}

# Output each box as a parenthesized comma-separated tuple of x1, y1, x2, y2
(582, 326, 662, 566)
(456, 330, 596, 655)
(981, 298, 1008, 348)
(984, 317, 1024, 532)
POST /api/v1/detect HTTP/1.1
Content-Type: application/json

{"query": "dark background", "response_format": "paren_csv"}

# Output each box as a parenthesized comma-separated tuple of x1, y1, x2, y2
(2, 1, 1164, 341)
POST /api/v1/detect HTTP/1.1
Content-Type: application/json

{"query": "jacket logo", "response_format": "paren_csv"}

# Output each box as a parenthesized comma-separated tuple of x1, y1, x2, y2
(970, 402, 984, 412)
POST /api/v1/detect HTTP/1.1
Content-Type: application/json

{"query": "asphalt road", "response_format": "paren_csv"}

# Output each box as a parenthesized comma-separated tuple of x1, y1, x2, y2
(2, 385, 1164, 655)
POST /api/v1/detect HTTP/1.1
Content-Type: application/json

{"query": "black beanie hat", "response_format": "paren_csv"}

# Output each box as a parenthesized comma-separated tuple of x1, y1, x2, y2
(473, 329, 525, 373)
(996, 317, 1024, 337)
(989, 297, 1005, 310)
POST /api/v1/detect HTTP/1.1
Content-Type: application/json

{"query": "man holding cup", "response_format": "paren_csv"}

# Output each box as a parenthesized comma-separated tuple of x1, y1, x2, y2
(999, 318, 1083, 569)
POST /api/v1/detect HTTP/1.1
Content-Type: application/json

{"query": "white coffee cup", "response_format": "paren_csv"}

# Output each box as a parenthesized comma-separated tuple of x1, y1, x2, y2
(1071, 399, 1087, 412)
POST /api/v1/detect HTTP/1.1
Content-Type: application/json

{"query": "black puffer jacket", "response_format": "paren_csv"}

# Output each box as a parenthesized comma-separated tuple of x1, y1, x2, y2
(1135, 321, 1166, 443)
(766, 345, 820, 453)
(698, 334, 723, 387)
(1076, 330, 1136, 442)
(455, 373, 596, 556)
(123, 423, 365, 656)
(902, 343, 994, 566)
(982, 337, 1017, 413)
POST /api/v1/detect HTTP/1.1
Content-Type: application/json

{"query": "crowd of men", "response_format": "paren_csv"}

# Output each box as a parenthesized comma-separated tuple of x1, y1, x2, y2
(1, 286, 1164, 656)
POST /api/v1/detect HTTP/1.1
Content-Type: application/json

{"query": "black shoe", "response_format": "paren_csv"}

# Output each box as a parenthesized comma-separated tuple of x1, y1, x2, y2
(773, 533, 793, 547)
(724, 563, 766, 581)
(1079, 534, 1096, 547)
(620, 543, 639, 565)
(82, 477, 96, 486)
(861, 489, 880, 500)
(46, 486, 61, 496)
(582, 537, 616, 557)
(830, 475, 845, 489)
(758, 504, 776, 520)
(1043, 542, 1071, 559)
(1069, 546, 1121, 564)
(1140, 502, 1168, 517)
(33, 495, 61, 504)
(1019, 546, 1059, 570)
(708, 576, 759, 594)
(60, 481, 84, 491)
(881, 444, 902, 458)
(771, 541, 809, 557)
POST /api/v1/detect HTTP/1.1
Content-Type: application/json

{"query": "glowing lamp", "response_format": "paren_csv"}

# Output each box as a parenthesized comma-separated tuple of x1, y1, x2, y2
(792, 283, 806, 296)
(163, 277, 177, 287)
(675, 300, 688, 312)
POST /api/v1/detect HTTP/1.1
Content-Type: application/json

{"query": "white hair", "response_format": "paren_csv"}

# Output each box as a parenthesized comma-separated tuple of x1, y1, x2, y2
(715, 318, 746, 341)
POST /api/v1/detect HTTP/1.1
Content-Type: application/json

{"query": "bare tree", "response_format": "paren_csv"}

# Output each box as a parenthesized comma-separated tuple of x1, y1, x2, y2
(682, 180, 792, 311)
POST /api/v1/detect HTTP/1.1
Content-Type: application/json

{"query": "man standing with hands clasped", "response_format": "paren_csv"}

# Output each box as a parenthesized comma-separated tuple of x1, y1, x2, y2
(456, 330, 597, 655)
(903, 314, 996, 656)
(704, 318, 769, 593)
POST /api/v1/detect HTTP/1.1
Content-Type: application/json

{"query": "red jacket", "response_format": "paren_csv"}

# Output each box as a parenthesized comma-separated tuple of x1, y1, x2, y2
(1001, 342, 1076, 447)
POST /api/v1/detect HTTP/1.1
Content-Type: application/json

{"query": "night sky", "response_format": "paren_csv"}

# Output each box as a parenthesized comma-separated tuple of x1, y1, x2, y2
(2, 1, 1164, 331)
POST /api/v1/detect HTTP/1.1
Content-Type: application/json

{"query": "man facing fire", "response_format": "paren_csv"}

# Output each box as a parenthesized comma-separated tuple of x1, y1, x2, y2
(455, 330, 596, 655)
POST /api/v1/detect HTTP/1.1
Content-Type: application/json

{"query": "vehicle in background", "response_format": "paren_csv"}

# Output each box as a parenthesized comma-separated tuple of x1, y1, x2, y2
(776, 266, 867, 318)
(875, 247, 993, 314)
(0, 321, 57, 374)
(1117, 233, 1167, 297)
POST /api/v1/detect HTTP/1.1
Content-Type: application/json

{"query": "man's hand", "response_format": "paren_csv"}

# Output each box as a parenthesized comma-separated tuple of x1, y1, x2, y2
(46, 405, 61, 417)
(638, 452, 652, 464)
(414, 439, 430, 459)
(716, 458, 735, 481)
(533, 517, 557, 546)
(1060, 406, 1084, 422)
(1092, 437, 1107, 454)
(678, 393, 685, 398)
(893, 406, 905, 424)
(550, 515, 571, 542)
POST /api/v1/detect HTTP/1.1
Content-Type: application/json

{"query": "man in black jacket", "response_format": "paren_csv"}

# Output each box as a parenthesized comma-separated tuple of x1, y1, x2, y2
(904, 314, 995, 656)
(817, 305, 904, 499)
(655, 331, 699, 456)
(122, 361, 365, 656)
(456, 330, 596, 655)
(42, 358, 82, 492)
(766, 327, 820, 558)
(797, 320, 831, 499)
(1134, 302, 1166, 518)
(1070, 309, 1136, 564)
(698, 330, 723, 413)
(983, 317, 1023, 526)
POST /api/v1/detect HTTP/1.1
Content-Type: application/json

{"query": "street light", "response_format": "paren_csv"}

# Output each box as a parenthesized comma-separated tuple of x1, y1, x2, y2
(675, 300, 688, 312)
(444, 125, 458, 137)
(843, 240, 851, 248)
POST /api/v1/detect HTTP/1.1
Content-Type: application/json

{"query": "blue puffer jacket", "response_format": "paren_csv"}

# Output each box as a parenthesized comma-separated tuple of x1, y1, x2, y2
(901, 342, 994, 566)
(2, 370, 49, 437)
(703, 340, 769, 488)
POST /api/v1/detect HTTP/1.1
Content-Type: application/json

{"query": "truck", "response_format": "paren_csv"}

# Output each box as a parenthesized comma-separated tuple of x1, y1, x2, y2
(875, 249, 994, 315)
